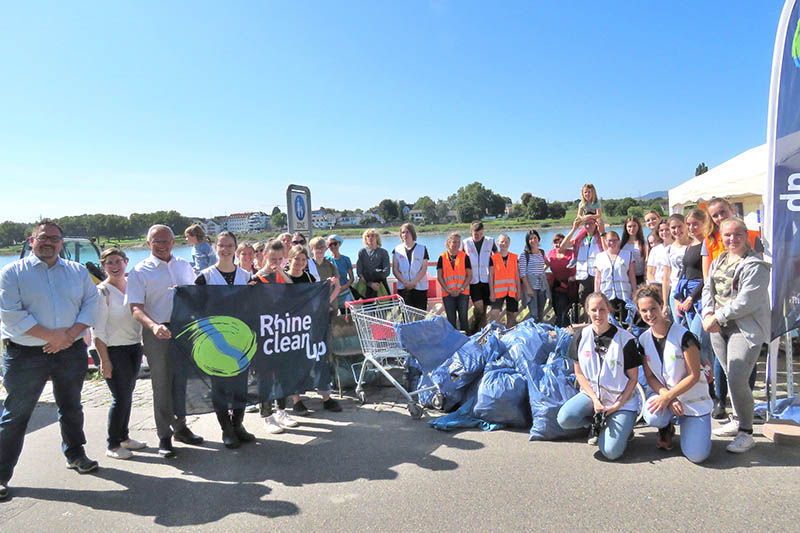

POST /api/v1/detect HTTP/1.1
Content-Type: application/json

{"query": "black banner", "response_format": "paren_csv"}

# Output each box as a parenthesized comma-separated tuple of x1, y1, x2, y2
(170, 283, 331, 414)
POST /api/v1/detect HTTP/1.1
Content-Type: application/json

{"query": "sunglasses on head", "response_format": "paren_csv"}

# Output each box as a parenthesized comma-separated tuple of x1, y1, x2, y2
(328, 242, 339, 247)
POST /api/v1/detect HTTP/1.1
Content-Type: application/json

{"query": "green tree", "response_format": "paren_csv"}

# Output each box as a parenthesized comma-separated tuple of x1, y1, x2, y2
(413, 196, 437, 223)
(695, 162, 708, 176)
(377, 199, 399, 222)
(0, 221, 30, 246)
(520, 192, 533, 208)
(434, 200, 450, 223)
(627, 206, 644, 219)
(507, 203, 525, 219)
(271, 206, 282, 216)
(615, 197, 637, 217)
(548, 202, 567, 219)
(525, 196, 549, 220)
(272, 212, 287, 229)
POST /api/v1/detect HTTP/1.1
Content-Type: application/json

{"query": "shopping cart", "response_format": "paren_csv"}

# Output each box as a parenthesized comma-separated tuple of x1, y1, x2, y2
(345, 294, 441, 418)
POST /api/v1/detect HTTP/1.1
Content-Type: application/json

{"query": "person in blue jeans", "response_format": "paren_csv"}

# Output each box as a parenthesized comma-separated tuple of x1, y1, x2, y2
(635, 285, 712, 463)
(92, 248, 147, 459)
(557, 292, 642, 461)
(436, 232, 472, 332)
(0, 221, 100, 500)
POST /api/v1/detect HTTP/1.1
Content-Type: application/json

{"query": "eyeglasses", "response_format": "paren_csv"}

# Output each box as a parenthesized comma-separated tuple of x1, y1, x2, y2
(292, 240, 306, 245)
(328, 242, 339, 247)
(35, 235, 63, 243)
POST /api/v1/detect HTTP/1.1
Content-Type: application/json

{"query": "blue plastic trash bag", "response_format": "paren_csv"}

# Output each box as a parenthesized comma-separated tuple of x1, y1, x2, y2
(524, 360, 583, 441)
(755, 397, 800, 425)
(473, 368, 530, 427)
(428, 382, 503, 432)
(420, 328, 506, 412)
(501, 319, 546, 365)
(396, 316, 469, 373)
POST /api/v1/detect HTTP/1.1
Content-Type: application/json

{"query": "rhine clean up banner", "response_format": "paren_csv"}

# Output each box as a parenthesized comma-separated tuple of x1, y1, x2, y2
(170, 283, 331, 414)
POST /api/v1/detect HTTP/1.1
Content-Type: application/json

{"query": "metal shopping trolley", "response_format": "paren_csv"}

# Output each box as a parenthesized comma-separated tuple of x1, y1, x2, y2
(345, 294, 441, 418)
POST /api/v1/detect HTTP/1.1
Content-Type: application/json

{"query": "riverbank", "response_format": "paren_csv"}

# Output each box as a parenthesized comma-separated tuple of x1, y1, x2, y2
(0, 210, 631, 255)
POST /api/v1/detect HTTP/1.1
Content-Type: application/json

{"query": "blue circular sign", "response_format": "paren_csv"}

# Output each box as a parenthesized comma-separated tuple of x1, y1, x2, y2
(294, 195, 306, 221)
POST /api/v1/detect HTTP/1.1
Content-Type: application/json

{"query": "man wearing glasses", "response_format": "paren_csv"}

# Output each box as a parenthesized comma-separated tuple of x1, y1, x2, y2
(127, 224, 203, 458)
(0, 221, 100, 500)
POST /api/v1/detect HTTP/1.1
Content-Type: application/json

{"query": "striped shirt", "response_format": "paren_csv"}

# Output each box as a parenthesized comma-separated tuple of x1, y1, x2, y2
(519, 250, 547, 290)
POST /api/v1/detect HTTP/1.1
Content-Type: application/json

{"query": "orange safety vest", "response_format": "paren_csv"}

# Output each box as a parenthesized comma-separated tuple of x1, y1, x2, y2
(705, 230, 760, 262)
(491, 252, 518, 299)
(440, 251, 470, 296)
(255, 273, 285, 284)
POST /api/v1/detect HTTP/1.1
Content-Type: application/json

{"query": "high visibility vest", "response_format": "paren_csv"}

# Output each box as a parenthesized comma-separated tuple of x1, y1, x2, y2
(575, 233, 603, 281)
(639, 322, 712, 417)
(440, 251, 470, 295)
(594, 249, 633, 302)
(200, 266, 251, 286)
(491, 252, 518, 299)
(577, 326, 640, 412)
(394, 243, 428, 291)
(462, 237, 494, 283)
(705, 230, 760, 262)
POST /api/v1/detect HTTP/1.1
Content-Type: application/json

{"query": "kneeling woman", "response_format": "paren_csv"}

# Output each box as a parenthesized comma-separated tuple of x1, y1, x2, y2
(557, 292, 642, 460)
(635, 285, 712, 463)
(195, 231, 255, 449)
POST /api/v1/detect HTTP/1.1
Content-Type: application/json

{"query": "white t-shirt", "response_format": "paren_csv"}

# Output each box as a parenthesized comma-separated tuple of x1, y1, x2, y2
(663, 244, 687, 288)
(647, 244, 667, 283)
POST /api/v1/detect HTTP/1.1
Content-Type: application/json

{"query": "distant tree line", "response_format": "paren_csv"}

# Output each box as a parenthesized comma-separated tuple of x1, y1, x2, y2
(0, 210, 193, 247)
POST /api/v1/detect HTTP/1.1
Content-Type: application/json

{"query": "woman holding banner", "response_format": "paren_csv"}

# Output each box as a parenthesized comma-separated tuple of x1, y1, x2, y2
(195, 231, 255, 449)
(702, 218, 770, 454)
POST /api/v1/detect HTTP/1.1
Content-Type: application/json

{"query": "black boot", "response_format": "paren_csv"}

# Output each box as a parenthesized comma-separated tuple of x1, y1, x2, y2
(216, 411, 240, 449)
(232, 409, 255, 443)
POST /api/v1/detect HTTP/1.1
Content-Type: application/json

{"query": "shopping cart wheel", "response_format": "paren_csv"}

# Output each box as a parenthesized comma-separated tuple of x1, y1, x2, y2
(407, 403, 424, 419)
(432, 392, 444, 410)
(356, 389, 366, 405)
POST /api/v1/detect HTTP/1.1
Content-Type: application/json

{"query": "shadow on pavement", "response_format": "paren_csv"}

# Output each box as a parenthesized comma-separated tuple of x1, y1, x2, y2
(592, 430, 800, 468)
(10, 468, 298, 526)
(174, 407, 484, 486)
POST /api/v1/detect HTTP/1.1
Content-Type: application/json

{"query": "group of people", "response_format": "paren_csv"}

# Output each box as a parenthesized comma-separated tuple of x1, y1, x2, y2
(0, 187, 772, 500)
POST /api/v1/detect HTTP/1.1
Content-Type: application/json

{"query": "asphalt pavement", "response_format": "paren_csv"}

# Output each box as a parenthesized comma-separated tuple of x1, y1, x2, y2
(1, 378, 800, 532)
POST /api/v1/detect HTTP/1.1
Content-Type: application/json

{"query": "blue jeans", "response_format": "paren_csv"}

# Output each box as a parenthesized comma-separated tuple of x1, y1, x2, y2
(526, 289, 548, 323)
(104, 344, 143, 449)
(443, 294, 469, 332)
(0, 340, 88, 482)
(557, 392, 637, 461)
(643, 398, 711, 463)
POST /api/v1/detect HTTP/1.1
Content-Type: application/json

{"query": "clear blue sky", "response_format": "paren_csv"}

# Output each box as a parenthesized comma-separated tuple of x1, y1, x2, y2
(0, 1, 784, 221)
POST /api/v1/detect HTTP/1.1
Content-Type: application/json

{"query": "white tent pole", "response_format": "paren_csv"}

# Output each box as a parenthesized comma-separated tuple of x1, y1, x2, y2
(786, 333, 794, 398)
(768, 338, 780, 414)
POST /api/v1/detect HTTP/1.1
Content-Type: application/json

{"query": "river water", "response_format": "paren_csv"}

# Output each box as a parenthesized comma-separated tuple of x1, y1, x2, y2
(0, 227, 620, 272)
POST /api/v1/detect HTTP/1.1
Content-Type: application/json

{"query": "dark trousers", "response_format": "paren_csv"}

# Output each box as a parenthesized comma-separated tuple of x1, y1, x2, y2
(104, 343, 143, 449)
(443, 294, 470, 331)
(399, 288, 428, 311)
(0, 340, 88, 482)
(551, 291, 570, 327)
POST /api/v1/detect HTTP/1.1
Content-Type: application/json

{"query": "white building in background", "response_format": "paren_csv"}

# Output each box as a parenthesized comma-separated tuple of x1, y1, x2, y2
(409, 209, 425, 223)
(248, 211, 271, 232)
(226, 213, 251, 233)
(312, 210, 337, 229)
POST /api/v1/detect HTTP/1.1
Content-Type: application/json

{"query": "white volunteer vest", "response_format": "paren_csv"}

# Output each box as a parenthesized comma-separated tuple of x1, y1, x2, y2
(200, 266, 252, 286)
(595, 249, 633, 302)
(394, 243, 429, 291)
(577, 326, 640, 412)
(575, 234, 602, 281)
(639, 323, 712, 417)
(462, 237, 494, 284)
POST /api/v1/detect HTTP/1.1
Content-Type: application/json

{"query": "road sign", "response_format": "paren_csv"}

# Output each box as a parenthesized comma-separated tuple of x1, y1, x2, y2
(286, 184, 312, 239)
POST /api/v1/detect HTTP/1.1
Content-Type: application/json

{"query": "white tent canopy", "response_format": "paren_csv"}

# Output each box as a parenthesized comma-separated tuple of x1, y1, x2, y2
(669, 144, 767, 227)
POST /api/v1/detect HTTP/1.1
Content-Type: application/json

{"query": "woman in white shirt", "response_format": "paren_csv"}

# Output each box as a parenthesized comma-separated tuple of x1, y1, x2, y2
(92, 249, 146, 460)
(662, 215, 691, 324)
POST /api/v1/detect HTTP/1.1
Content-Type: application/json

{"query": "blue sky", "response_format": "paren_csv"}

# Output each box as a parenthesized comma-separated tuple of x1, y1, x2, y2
(0, 1, 784, 221)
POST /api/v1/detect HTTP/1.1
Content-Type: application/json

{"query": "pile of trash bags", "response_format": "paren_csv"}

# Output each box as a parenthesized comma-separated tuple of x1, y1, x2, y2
(398, 318, 584, 441)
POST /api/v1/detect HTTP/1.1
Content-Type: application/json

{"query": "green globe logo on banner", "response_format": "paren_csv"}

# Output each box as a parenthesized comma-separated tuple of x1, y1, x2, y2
(794, 18, 800, 67)
(176, 316, 258, 377)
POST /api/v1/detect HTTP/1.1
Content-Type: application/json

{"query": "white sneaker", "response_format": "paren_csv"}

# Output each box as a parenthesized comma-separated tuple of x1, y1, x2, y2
(120, 438, 146, 450)
(712, 418, 739, 437)
(106, 447, 133, 460)
(726, 431, 755, 453)
(263, 415, 284, 434)
(274, 409, 299, 428)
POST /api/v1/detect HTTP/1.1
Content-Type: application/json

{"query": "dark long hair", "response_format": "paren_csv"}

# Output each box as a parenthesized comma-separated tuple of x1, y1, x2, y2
(620, 215, 646, 261)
